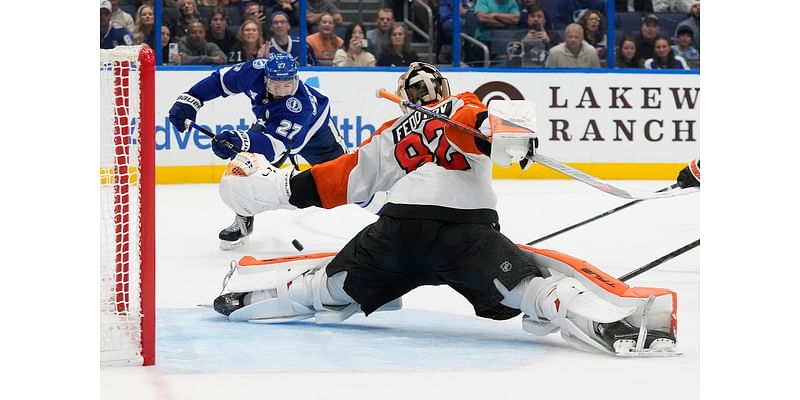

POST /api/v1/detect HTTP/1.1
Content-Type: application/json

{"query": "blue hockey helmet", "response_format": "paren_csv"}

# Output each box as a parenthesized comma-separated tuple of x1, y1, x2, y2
(265, 52, 299, 98)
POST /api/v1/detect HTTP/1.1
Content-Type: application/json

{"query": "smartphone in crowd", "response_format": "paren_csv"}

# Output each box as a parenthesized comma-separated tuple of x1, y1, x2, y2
(168, 43, 179, 65)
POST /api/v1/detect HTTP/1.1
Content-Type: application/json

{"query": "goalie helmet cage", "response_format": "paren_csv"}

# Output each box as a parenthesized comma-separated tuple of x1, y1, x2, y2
(99, 45, 155, 367)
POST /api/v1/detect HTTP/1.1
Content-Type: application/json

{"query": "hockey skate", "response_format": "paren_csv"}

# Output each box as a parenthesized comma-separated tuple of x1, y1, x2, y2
(596, 319, 677, 356)
(219, 214, 254, 250)
(213, 254, 402, 324)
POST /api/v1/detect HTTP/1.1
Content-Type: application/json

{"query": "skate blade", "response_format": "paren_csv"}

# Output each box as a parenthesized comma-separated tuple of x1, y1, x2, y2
(615, 350, 683, 358)
(248, 314, 314, 324)
(220, 236, 249, 250)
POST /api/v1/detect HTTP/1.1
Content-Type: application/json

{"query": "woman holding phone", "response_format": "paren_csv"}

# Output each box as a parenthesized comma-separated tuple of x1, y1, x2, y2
(333, 22, 376, 67)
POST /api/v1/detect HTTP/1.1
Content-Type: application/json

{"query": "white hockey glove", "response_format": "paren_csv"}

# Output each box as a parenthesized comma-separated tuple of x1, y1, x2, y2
(219, 152, 297, 216)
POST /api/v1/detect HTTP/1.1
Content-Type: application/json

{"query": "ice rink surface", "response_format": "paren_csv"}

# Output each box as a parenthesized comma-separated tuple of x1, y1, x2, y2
(101, 179, 700, 400)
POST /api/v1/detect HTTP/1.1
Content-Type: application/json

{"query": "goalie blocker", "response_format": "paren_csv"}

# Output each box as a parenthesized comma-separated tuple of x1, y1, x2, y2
(213, 245, 678, 356)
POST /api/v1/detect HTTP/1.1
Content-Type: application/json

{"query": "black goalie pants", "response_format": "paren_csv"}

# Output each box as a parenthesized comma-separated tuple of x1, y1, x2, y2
(326, 215, 543, 320)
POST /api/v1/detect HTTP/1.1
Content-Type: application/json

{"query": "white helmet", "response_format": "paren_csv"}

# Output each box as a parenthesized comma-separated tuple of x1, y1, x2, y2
(396, 62, 450, 112)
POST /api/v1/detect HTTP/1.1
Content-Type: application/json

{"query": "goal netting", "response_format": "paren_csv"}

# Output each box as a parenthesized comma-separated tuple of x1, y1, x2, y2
(100, 45, 155, 367)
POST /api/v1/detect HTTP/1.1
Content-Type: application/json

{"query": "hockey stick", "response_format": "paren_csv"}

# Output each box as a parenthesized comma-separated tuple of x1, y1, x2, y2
(186, 119, 244, 153)
(618, 239, 700, 282)
(526, 183, 679, 245)
(186, 119, 305, 252)
(375, 89, 698, 201)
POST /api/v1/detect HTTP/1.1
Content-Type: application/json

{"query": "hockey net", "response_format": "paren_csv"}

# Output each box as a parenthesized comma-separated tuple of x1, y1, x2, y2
(100, 45, 155, 366)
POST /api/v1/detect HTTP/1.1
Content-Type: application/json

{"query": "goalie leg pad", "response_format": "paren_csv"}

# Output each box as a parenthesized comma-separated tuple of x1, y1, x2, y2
(518, 275, 637, 353)
(513, 245, 679, 355)
(226, 264, 318, 322)
(215, 254, 402, 324)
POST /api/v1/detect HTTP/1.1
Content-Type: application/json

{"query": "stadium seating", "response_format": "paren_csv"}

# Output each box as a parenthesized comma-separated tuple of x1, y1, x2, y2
(615, 12, 689, 40)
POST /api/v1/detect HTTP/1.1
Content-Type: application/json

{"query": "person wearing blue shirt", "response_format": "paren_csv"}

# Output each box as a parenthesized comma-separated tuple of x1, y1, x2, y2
(553, 0, 606, 28)
(168, 52, 348, 249)
(101, 0, 133, 49)
(437, 0, 476, 63)
(674, 0, 700, 52)
(267, 11, 317, 66)
(671, 25, 699, 62)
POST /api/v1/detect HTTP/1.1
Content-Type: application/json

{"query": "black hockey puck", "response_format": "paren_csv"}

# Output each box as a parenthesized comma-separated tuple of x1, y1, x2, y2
(291, 239, 304, 252)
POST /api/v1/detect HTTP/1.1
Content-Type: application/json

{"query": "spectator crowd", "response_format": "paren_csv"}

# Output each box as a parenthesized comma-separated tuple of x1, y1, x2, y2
(101, 0, 700, 69)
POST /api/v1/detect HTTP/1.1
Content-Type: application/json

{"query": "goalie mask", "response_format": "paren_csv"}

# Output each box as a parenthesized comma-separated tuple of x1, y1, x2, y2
(396, 62, 450, 113)
(265, 52, 299, 99)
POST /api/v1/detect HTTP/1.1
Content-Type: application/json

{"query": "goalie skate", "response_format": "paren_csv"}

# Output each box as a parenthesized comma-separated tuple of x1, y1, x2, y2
(599, 295, 681, 357)
(219, 214, 254, 250)
(597, 320, 680, 357)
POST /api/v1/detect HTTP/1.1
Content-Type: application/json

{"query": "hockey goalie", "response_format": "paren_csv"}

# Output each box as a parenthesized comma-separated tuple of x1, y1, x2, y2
(213, 62, 679, 356)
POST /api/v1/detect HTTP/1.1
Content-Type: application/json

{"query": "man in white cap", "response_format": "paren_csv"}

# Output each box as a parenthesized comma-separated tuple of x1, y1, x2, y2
(100, 0, 132, 49)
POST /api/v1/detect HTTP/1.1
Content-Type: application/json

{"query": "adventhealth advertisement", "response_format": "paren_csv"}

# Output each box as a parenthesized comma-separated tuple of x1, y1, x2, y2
(153, 69, 699, 181)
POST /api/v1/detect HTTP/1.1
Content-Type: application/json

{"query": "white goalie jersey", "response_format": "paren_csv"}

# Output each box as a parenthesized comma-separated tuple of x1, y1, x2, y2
(307, 92, 498, 220)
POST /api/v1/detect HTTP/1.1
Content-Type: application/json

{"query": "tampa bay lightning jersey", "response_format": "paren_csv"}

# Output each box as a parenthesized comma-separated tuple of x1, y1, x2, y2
(186, 58, 333, 162)
(101, 23, 133, 49)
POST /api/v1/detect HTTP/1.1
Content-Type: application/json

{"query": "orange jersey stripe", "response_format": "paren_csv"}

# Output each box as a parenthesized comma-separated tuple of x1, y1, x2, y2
(441, 92, 486, 155)
(311, 152, 360, 208)
(309, 119, 393, 209)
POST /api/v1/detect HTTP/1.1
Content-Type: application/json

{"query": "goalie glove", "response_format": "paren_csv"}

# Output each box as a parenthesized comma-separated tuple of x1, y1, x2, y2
(676, 159, 700, 188)
(490, 133, 538, 171)
(168, 92, 203, 133)
(484, 100, 538, 169)
(212, 129, 251, 159)
(219, 152, 297, 216)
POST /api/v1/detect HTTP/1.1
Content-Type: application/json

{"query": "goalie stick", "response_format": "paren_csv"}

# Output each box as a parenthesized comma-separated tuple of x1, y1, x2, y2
(375, 89, 697, 201)
(618, 239, 700, 282)
(186, 119, 304, 252)
(527, 184, 679, 245)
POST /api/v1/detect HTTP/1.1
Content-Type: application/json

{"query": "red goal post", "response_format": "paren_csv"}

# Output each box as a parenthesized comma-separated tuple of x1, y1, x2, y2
(99, 45, 155, 366)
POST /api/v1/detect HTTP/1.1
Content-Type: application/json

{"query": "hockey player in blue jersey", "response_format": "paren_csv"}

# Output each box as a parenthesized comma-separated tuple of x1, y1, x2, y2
(168, 52, 349, 249)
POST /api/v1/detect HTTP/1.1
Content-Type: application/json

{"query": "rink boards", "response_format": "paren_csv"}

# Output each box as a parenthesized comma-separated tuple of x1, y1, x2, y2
(152, 69, 699, 183)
